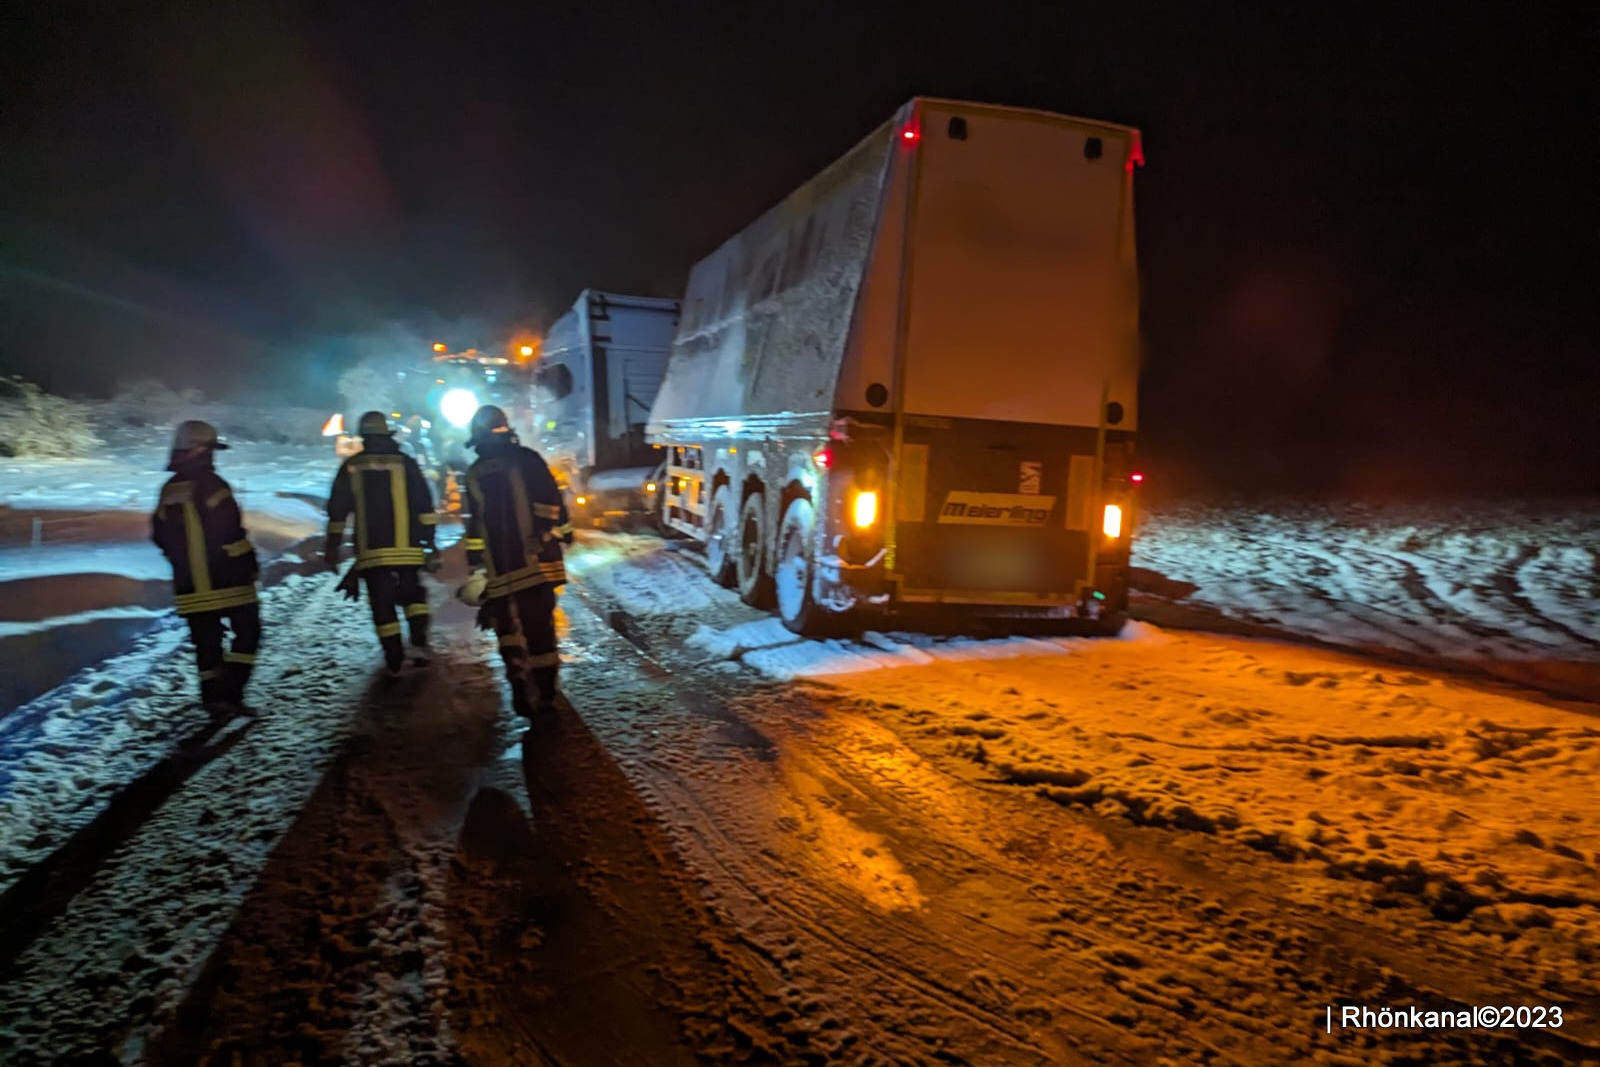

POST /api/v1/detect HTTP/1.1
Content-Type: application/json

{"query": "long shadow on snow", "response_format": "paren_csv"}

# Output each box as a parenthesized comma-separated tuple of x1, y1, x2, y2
(0, 712, 255, 976)
(146, 660, 497, 1067)
(445, 701, 801, 1067)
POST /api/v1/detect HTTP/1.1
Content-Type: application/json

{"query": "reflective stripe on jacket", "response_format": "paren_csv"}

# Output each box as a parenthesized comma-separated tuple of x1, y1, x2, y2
(151, 468, 258, 616)
(464, 443, 570, 598)
(327, 438, 437, 571)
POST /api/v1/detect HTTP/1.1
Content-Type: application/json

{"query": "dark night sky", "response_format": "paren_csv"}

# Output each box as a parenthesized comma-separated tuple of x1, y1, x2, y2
(2, 0, 1595, 493)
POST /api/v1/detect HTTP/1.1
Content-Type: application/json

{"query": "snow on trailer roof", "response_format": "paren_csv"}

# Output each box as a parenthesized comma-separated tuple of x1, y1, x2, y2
(911, 96, 1140, 137)
(648, 97, 1140, 435)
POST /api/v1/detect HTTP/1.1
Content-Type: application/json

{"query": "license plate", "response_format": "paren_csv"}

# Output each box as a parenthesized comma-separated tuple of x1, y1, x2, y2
(948, 543, 1038, 587)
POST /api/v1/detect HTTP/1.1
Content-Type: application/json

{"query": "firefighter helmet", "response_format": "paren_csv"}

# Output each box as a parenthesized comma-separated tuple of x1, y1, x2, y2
(170, 420, 229, 453)
(357, 410, 392, 436)
(468, 404, 512, 448)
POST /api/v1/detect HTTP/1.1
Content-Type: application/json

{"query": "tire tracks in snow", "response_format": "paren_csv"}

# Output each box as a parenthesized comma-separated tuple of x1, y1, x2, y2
(563, 583, 1161, 1064)
(0, 574, 391, 1064)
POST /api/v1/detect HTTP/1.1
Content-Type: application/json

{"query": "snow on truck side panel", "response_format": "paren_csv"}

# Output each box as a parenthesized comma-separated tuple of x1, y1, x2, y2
(647, 119, 898, 435)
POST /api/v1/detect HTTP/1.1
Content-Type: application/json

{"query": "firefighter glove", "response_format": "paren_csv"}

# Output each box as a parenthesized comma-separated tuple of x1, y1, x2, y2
(337, 566, 361, 601)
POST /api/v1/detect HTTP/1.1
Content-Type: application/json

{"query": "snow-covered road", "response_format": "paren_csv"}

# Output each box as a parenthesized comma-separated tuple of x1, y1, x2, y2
(2, 483, 1598, 1063)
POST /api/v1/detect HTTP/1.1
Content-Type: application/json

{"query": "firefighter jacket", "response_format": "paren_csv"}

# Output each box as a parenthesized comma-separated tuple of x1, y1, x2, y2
(463, 441, 572, 598)
(152, 459, 259, 616)
(326, 436, 438, 570)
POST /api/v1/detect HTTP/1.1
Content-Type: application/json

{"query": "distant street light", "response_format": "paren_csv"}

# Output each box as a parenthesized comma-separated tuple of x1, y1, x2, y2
(519, 344, 535, 358)
(432, 342, 448, 353)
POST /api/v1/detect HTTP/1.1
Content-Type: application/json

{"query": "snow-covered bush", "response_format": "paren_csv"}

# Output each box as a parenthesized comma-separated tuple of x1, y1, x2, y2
(337, 361, 399, 419)
(106, 379, 205, 430)
(0, 377, 103, 458)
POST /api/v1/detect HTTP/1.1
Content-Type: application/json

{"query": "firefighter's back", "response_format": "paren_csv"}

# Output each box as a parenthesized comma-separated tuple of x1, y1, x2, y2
(466, 441, 567, 596)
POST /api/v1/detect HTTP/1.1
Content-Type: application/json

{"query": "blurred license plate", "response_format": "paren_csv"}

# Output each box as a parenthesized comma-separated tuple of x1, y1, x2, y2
(948, 544, 1037, 587)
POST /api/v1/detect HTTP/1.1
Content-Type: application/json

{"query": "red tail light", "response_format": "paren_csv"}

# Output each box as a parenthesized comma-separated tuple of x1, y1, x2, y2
(812, 447, 833, 470)
(1130, 472, 1145, 484)
(901, 126, 919, 143)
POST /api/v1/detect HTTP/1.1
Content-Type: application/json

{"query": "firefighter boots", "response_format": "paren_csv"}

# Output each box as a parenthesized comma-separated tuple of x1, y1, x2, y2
(408, 614, 431, 667)
(382, 636, 405, 675)
(223, 659, 254, 711)
(510, 678, 535, 719)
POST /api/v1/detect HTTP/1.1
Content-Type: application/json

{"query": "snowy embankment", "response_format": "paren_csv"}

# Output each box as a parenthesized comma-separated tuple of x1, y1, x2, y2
(1132, 499, 1600, 695)
(0, 439, 336, 713)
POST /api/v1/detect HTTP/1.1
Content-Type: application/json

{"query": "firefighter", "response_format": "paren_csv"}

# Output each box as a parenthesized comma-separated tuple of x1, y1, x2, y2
(325, 411, 439, 673)
(461, 404, 572, 717)
(152, 420, 261, 713)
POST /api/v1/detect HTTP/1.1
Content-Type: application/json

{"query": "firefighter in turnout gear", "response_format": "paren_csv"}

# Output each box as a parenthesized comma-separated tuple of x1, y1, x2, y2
(462, 404, 572, 717)
(151, 420, 261, 713)
(325, 411, 439, 673)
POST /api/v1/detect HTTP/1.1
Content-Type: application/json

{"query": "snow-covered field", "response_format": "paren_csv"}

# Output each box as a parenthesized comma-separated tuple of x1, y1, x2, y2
(0, 441, 336, 712)
(1135, 499, 1600, 684)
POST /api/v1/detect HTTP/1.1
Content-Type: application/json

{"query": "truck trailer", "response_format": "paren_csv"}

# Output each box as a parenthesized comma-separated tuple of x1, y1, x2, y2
(531, 290, 680, 526)
(646, 98, 1144, 634)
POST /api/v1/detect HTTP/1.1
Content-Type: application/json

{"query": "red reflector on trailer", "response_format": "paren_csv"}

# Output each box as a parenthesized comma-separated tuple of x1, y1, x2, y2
(901, 126, 919, 142)
(1130, 472, 1145, 483)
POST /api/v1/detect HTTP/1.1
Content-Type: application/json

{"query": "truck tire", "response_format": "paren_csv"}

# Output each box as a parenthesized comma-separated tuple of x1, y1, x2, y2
(737, 490, 775, 608)
(776, 499, 820, 634)
(705, 485, 737, 587)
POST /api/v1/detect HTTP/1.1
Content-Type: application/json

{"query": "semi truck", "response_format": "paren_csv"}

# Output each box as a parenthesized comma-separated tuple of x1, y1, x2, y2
(646, 98, 1144, 634)
(531, 290, 680, 526)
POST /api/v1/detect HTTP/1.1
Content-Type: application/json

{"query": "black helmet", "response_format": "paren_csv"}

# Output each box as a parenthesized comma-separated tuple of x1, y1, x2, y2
(468, 404, 512, 449)
(357, 410, 392, 436)
(170, 419, 229, 453)
(167, 419, 229, 470)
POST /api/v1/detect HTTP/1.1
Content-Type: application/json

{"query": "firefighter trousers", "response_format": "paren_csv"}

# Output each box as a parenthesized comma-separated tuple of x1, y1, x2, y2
(362, 566, 430, 670)
(187, 602, 261, 707)
(487, 583, 559, 714)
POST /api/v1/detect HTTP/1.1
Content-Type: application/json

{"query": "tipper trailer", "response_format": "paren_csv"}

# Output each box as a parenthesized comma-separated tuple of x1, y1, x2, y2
(646, 98, 1144, 633)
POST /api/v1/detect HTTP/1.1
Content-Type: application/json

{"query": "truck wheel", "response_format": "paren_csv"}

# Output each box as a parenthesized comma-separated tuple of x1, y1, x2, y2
(705, 485, 737, 587)
(776, 499, 824, 634)
(737, 490, 775, 608)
